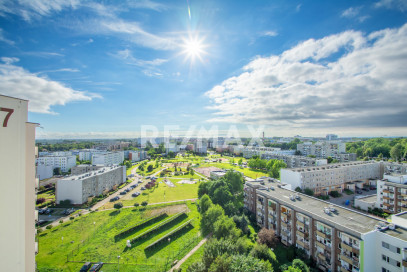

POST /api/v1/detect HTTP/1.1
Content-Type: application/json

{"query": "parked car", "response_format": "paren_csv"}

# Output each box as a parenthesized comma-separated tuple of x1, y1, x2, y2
(132, 193, 139, 197)
(356, 190, 363, 194)
(89, 262, 103, 272)
(138, 180, 143, 184)
(362, 187, 369, 191)
(79, 262, 92, 272)
(370, 186, 376, 190)
(63, 208, 75, 215)
(110, 196, 119, 202)
(119, 191, 127, 195)
(125, 188, 130, 192)
(141, 187, 146, 190)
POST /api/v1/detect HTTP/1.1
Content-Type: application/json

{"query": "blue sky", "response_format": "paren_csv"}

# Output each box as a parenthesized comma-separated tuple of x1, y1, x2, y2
(0, 0, 407, 138)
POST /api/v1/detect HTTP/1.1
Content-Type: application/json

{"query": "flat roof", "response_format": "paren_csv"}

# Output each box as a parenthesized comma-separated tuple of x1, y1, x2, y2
(382, 180, 407, 189)
(257, 186, 387, 235)
(62, 165, 123, 181)
(286, 161, 379, 172)
(395, 212, 407, 220)
(355, 195, 377, 203)
(0, 94, 28, 101)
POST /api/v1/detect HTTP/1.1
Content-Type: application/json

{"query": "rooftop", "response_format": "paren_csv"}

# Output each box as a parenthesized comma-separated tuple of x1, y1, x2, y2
(286, 160, 380, 172)
(382, 180, 407, 189)
(355, 195, 377, 203)
(62, 165, 123, 181)
(257, 185, 407, 239)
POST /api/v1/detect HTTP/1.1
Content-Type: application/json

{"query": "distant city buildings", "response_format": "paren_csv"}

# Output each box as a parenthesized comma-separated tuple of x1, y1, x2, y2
(71, 164, 104, 176)
(56, 165, 126, 205)
(244, 180, 407, 272)
(296, 141, 356, 162)
(262, 153, 327, 168)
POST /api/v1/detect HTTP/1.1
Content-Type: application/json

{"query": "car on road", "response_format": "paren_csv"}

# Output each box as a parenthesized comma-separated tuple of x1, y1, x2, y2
(138, 180, 143, 184)
(63, 208, 75, 215)
(80, 262, 92, 272)
(110, 196, 120, 202)
(89, 262, 103, 272)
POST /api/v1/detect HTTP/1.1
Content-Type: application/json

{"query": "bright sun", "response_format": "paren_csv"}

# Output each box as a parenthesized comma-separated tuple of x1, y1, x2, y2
(181, 36, 206, 63)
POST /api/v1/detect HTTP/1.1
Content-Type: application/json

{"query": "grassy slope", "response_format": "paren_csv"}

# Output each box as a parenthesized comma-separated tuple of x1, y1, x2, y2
(37, 202, 201, 272)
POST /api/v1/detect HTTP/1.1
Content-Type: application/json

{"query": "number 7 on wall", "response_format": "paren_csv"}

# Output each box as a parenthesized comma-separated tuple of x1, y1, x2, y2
(0, 107, 14, 127)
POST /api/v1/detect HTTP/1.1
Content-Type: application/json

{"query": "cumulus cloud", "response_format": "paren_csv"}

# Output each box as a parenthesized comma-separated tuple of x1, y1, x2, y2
(375, 0, 407, 11)
(205, 23, 407, 130)
(0, 59, 98, 114)
(341, 7, 361, 18)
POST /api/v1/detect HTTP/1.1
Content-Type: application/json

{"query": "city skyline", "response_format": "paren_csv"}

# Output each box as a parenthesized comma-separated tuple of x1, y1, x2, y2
(0, 0, 407, 138)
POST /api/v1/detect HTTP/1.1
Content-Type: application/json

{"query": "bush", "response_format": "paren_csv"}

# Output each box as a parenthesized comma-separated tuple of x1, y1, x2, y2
(257, 228, 279, 249)
(114, 202, 123, 210)
(134, 203, 140, 207)
(45, 225, 53, 230)
(59, 220, 63, 224)
(317, 195, 329, 200)
(141, 201, 148, 207)
(36, 198, 46, 204)
(303, 188, 314, 196)
(329, 190, 341, 198)
(70, 216, 74, 220)
(294, 187, 302, 193)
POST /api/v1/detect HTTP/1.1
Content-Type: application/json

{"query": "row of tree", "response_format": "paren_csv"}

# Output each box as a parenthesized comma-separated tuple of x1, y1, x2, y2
(346, 137, 407, 161)
(247, 157, 287, 178)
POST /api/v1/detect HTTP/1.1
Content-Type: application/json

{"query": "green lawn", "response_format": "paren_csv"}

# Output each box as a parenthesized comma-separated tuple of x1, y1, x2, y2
(36, 188, 55, 207)
(197, 162, 268, 179)
(179, 240, 206, 270)
(36, 202, 201, 272)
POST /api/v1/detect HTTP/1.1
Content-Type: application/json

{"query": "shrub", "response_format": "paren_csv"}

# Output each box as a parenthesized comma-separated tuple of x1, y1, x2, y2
(329, 190, 340, 198)
(114, 202, 123, 210)
(134, 203, 140, 207)
(70, 216, 74, 220)
(141, 201, 148, 206)
(36, 198, 46, 204)
(59, 220, 63, 224)
(294, 187, 302, 193)
(45, 225, 53, 230)
(303, 188, 314, 196)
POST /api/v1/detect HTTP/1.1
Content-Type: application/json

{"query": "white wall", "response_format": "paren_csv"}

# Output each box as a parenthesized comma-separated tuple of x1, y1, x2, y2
(36, 164, 53, 180)
(56, 179, 83, 204)
(280, 169, 302, 189)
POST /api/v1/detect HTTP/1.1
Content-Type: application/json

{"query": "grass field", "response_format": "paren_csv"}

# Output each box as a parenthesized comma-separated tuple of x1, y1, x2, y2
(197, 162, 267, 179)
(179, 240, 206, 270)
(101, 178, 200, 209)
(36, 202, 201, 272)
(36, 188, 56, 207)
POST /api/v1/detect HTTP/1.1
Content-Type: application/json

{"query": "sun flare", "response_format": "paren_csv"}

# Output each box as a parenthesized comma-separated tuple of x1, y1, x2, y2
(181, 36, 207, 63)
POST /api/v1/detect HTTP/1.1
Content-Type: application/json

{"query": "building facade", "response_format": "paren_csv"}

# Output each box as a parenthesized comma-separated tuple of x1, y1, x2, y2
(36, 155, 76, 172)
(0, 95, 38, 272)
(244, 181, 407, 272)
(261, 153, 327, 168)
(71, 164, 105, 176)
(281, 161, 383, 195)
(297, 141, 356, 162)
(377, 180, 407, 214)
(56, 165, 126, 204)
(91, 151, 124, 165)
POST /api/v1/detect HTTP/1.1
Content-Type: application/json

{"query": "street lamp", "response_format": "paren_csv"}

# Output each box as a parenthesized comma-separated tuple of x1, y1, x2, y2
(117, 255, 120, 271)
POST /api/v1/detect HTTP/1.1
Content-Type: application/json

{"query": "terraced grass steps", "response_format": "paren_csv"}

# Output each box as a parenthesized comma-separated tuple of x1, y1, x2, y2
(129, 210, 187, 244)
(115, 212, 167, 240)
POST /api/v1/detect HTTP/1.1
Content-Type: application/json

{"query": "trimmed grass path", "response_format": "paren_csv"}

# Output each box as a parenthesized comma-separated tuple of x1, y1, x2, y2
(169, 233, 211, 272)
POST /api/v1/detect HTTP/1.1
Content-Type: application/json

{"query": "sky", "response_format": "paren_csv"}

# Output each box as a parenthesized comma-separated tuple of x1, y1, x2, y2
(0, 0, 407, 139)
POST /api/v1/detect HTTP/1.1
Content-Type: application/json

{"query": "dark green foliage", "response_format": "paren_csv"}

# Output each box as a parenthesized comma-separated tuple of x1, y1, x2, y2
(329, 190, 341, 198)
(114, 202, 123, 210)
(228, 254, 273, 272)
(141, 201, 148, 206)
(147, 164, 153, 172)
(187, 261, 206, 272)
(249, 243, 278, 269)
(232, 214, 250, 235)
(294, 187, 302, 193)
(303, 188, 314, 196)
(292, 259, 309, 272)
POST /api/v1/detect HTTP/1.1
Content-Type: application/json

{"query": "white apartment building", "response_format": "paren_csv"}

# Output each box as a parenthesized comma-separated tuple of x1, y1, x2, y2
(36, 164, 53, 180)
(377, 179, 407, 214)
(242, 146, 290, 158)
(245, 182, 407, 272)
(91, 151, 124, 165)
(36, 155, 76, 172)
(0, 95, 38, 272)
(297, 141, 356, 162)
(261, 153, 327, 168)
(56, 165, 126, 204)
(78, 149, 104, 161)
(71, 164, 104, 176)
(281, 161, 383, 195)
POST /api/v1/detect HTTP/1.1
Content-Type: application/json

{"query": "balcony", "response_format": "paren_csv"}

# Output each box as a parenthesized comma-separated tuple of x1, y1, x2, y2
(341, 267, 351, 272)
(341, 242, 352, 252)
(317, 252, 326, 261)
(297, 221, 304, 228)
(383, 202, 393, 207)
(383, 196, 391, 200)
(383, 189, 390, 194)
(297, 230, 305, 238)
(402, 259, 407, 267)
(297, 239, 306, 248)
(340, 254, 353, 265)
(316, 240, 325, 250)
(317, 230, 330, 239)
(281, 221, 289, 228)
(352, 247, 360, 255)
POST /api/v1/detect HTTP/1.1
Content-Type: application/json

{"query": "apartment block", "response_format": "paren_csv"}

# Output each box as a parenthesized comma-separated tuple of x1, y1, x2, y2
(71, 164, 104, 175)
(128, 150, 147, 162)
(36, 163, 53, 180)
(261, 153, 327, 168)
(377, 180, 407, 214)
(245, 182, 407, 272)
(36, 155, 76, 172)
(91, 151, 124, 165)
(0, 95, 39, 272)
(281, 161, 383, 195)
(78, 149, 104, 161)
(297, 141, 356, 162)
(242, 146, 295, 159)
(56, 165, 126, 204)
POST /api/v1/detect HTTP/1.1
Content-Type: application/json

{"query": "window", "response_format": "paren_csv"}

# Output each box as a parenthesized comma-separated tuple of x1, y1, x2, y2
(397, 261, 401, 267)
(397, 247, 401, 254)
(382, 242, 390, 249)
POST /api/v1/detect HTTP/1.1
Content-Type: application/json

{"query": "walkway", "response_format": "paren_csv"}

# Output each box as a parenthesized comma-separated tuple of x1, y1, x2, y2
(169, 234, 211, 272)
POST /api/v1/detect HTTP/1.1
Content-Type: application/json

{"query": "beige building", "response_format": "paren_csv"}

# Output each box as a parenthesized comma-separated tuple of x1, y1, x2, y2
(0, 95, 38, 272)
(245, 181, 407, 272)
(377, 180, 407, 214)
(281, 161, 383, 195)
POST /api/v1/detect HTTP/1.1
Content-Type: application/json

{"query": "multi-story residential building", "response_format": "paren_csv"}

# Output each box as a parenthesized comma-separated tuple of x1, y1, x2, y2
(71, 164, 105, 175)
(0, 95, 39, 271)
(261, 153, 327, 168)
(242, 146, 295, 159)
(326, 134, 339, 141)
(281, 161, 383, 195)
(194, 140, 208, 154)
(377, 180, 407, 214)
(91, 151, 124, 165)
(297, 141, 356, 162)
(245, 182, 407, 272)
(78, 149, 104, 161)
(36, 155, 76, 172)
(56, 165, 126, 204)
(128, 150, 147, 162)
(36, 163, 53, 180)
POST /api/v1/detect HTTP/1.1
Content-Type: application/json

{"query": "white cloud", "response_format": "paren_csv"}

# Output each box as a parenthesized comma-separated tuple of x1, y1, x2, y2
(205, 24, 407, 131)
(0, 59, 99, 114)
(114, 49, 167, 66)
(0, 28, 14, 45)
(261, 31, 278, 37)
(375, 0, 407, 11)
(341, 7, 361, 18)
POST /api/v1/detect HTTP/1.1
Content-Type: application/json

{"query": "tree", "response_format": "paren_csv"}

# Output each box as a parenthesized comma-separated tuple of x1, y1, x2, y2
(157, 143, 165, 154)
(257, 228, 279, 249)
(209, 254, 231, 272)
(228, 255, 273, 272)
(390, 143, 403, 161)
(124, 160, 132, 169)
(201, 204, 224, 235)
(233, 214, 250, 235)
(327, 157, 333, 163)
(250, 243, 277, 269)
(199, 194, 213, 214)
(284, 267, 301, 272)
(238, 158, 243, 166)
(294, 187, 302, 193)
(303, 188, 314, 196)
(53, 167, 62, 176)
(202, 239, 239, 269)
(134, 203, 139, 207)
(138, 164, 145, 172)
(291, 259, 309, 272)
(147, 164, 153, 172)
(114, 202, 123, 212)
(198, 182, 210, 198)
(213, 215, 241, 240)
(294, 150, 302, 155)
(187, 261, 206, 272)
(141, 201, 148, 206)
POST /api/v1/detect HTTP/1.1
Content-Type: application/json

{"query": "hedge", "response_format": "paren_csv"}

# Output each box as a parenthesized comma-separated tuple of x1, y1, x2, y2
(115, 212, 167, 239)
(144, 219, 193, 250)
(130, 210, 187, 244)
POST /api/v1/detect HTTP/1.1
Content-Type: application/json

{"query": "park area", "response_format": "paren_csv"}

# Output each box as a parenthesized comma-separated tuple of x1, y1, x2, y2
(36, 201, 201, 272)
